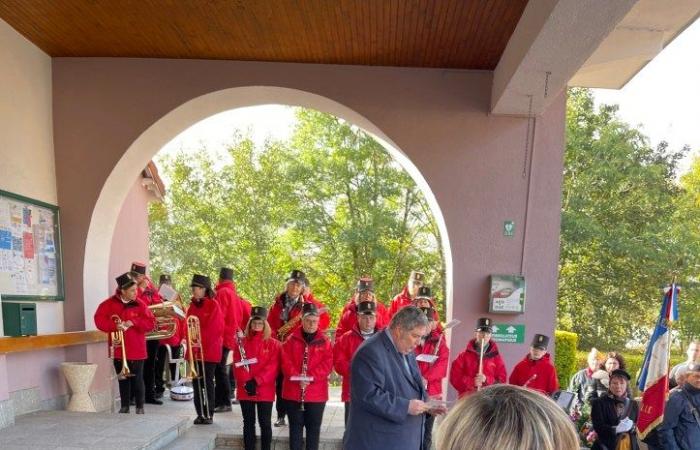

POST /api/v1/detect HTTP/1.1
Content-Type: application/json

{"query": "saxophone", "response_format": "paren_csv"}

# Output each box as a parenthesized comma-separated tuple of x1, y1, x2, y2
(300, 343, 309, 411)
(277, 296, 305, 340)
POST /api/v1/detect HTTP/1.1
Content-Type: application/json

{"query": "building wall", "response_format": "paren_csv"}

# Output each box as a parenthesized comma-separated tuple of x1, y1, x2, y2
(108, 175, 155, 285)
(0, 17, 63, 427)
(51, 58, 565, 399)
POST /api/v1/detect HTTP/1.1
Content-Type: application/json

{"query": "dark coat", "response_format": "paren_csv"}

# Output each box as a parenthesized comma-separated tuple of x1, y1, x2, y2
(657, 383, 700, 450)
(591, 393, 640, 450)
(343, 330, 426, 450)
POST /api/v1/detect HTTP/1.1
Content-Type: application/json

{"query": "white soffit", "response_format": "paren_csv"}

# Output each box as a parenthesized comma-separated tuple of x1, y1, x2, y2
(491, 0, 638, 116)
(570, 0, 700, 88)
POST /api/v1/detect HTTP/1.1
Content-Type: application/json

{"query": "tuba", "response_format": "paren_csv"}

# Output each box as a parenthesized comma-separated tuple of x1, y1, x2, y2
(146, 301, 185, 340)
(110, 315, 132, 380)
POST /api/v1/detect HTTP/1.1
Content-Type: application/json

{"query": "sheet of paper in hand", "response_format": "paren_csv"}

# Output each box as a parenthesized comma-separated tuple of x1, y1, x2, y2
(290, 375, 314, 382)
(159, 284, 178, 302)
(415, 354, 439, 363)
(235, 357, 259, 368)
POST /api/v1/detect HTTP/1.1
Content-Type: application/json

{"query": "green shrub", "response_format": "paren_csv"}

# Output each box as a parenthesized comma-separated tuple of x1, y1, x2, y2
(554, 330, 579, 389)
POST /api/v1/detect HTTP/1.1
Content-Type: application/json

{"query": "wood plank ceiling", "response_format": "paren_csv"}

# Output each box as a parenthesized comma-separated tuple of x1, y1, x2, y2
(0, 0, 527, 70)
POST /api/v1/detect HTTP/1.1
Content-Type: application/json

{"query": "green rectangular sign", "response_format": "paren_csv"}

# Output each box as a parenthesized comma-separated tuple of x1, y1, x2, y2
(491, 324, 525, 344)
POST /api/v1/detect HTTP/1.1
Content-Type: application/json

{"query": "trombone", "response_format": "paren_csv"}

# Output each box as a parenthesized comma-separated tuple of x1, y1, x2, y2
(111, 315, 132, 380)
(186, 316, 211, 419)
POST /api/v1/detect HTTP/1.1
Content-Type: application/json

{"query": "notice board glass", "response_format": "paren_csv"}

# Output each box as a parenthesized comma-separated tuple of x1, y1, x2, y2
(0, 189, 64, 301)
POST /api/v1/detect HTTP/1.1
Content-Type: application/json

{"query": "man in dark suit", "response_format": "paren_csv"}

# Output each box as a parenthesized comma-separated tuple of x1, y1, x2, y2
(344, 306, 437, 450)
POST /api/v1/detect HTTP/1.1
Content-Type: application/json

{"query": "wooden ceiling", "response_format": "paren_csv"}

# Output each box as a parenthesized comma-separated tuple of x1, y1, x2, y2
(0, 0, 528, 70)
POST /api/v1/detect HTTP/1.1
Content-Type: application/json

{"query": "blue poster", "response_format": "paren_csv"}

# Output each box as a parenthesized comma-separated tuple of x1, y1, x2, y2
(0, 229, 11, 250)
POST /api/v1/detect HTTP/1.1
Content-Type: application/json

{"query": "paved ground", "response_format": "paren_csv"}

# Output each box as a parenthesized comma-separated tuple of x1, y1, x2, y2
(0, 387, 345, 450)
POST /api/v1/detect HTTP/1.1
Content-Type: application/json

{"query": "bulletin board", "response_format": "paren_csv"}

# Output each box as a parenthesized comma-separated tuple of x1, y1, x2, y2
(0, 189, 64, 301)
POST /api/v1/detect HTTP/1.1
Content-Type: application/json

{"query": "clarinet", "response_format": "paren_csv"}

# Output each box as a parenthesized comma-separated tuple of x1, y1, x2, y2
(236, 329, 250, 373)
(300, 344, 309, 411)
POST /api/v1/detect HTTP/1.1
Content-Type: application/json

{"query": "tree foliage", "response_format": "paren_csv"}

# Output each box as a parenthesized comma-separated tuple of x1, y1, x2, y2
(559, 88, 696, 349)
(149, 109, 444, 323)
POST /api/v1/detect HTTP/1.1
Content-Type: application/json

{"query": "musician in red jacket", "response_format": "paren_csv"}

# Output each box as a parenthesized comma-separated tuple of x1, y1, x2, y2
(388, 270, 425, 317)
(415, 306, 450, 450)
(186, 274, 225, 425)
(333, 301, 381, 424)
(509, 334, 560, 396)
(335, 278, 389, 338)
(94, 272, 156, 414)
(233, 306, 282, 450)
(130, 261, 163, 405)
(281, 303, 333, 450)
(449, 317, 507, 397)
(268, 270, 329, 426)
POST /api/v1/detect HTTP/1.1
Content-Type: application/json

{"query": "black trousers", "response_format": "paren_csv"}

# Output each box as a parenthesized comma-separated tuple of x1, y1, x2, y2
(143, 339, 160, 400)
(423, 413, 435, 450)
(114, 359, 145, 409)
(215, 347, 232, 407)
(155, 344, 182, 392)
(193, 360, 217, 419)
(275, 373, 287, 419)
(287, 400, 325, 450)
(344, 402, 349, 425)
(240, 400, 273, 450)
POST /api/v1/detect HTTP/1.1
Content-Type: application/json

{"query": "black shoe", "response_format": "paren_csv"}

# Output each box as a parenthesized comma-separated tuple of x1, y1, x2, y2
(231, 398, 239, 405)
(194, 416, 207, 425)
(154, 390, 164, 399)
(118, 406, 130, 413)
(202, 417, 213, 425)
(145, 398, 163, 405)
(274, 417, 286, 427)
(214, 405, 232, 413)
(135, 407, 145, 415)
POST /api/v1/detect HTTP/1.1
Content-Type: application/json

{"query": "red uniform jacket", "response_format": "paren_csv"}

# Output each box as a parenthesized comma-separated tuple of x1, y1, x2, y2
(281, 328, 333, 403)
(508, 353, 560, 395)
(217, 280, 252, 330)
(215, 281, 243, 350)
(232, 332, 282, 402)
(333, 325, 378, 402)
(268, 292, 331, 340)
(137, 277, 162, 306)
(94, 293, 156, 360)
(449, 339, 507, 397)
(160, 316, 185, 348)
(415, 329, 450, 397)
(335, 299, 389, 338)
(186, 296, 224, 363)
(388, 286, 414, 317)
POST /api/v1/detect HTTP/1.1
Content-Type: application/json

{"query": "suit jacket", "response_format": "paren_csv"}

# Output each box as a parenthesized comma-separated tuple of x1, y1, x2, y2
(591, 393, 640, 450)
(343, 329, 426, 450)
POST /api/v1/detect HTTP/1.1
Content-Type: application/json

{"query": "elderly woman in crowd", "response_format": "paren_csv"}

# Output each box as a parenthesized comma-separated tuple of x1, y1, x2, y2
(436, 384, 580, 450)
(590, 369, 639, 450)
(586, 351, 630, 403)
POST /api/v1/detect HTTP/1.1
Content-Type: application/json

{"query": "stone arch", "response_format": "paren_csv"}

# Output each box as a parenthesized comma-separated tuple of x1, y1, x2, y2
(83, 86, 453, 327)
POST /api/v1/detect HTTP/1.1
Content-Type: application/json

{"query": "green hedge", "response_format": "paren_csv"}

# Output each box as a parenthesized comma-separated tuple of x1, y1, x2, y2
(554, 330, 579, 390)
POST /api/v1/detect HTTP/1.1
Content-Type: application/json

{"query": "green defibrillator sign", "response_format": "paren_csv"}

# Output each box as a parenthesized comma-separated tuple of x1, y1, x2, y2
(491, 324, 525, 344)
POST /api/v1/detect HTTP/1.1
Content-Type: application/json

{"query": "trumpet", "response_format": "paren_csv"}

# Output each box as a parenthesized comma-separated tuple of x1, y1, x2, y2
(186, 315, 211, 419)
(110, 315, 132, 380)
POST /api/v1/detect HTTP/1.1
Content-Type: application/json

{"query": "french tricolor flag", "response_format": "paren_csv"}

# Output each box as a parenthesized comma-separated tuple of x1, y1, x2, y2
(636, 283, 679, 438)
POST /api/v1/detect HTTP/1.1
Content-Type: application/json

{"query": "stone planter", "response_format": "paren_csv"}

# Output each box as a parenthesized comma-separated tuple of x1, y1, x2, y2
(61, 362, 97, 412)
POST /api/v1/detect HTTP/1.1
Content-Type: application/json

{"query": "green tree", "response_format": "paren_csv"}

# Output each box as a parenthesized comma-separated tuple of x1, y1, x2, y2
(149, 108, 445, 324)
(559, 88, 691, 349)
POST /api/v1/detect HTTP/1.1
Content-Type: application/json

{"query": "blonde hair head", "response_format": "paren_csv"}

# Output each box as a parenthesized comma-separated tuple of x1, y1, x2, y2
(436, 384, 579, 450)
(245, 317, 272, 340)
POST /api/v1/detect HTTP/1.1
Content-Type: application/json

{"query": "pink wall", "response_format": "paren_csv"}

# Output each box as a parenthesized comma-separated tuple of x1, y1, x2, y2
(108, 175, 155, 284)
(5, 348, 68, 399)
(51, 58, 564, 397)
